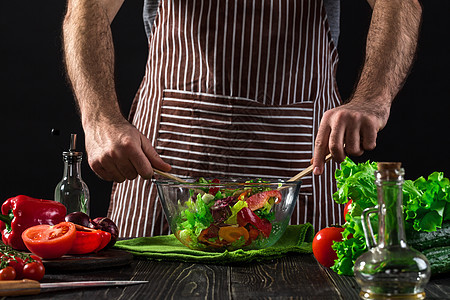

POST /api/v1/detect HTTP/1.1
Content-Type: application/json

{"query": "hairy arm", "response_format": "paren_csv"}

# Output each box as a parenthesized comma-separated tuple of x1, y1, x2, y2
(63, 0, 171, 182)
(313, 0, 422, 174)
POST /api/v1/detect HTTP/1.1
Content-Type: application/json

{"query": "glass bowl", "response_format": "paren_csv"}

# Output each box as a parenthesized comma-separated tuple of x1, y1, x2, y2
(155, 178, 302, 251)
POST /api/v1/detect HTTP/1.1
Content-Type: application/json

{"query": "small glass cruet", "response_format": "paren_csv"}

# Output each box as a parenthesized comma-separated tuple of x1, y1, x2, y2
(54, 133, 90, 214)
(354, 162, 430, 299)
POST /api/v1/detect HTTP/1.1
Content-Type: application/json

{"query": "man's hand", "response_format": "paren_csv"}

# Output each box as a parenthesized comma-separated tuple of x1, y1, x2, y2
(312, 102, 387, 175)
(312, 0, 421, 175)
(63, 0, 172, 183)
(84, 119, 171, 183)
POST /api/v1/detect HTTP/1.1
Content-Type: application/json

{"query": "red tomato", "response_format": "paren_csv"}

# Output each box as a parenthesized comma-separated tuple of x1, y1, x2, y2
(344, 200, 352, 220)
(22, 222, 77, 259)
(22, 262, 45, 281)
(0, 266, 16, 280)
(312, 227, 345, 268)
(28, 255, 43, 264)
(6, 256, 24, 279)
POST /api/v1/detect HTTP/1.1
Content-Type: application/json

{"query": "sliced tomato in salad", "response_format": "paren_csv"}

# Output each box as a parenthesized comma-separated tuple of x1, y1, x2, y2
(245, 190, 282, 211)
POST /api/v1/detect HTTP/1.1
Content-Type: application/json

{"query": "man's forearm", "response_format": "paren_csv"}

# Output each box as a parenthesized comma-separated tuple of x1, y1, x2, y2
(63, 0, 124, 128)
(351, 0, 422, 118)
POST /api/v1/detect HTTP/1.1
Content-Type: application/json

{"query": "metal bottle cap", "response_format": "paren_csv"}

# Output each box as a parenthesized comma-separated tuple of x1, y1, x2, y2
(63, 133, 83, 160)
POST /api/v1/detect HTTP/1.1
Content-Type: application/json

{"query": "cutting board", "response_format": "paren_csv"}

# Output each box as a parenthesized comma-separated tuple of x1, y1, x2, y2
(42, 249, 134, 271)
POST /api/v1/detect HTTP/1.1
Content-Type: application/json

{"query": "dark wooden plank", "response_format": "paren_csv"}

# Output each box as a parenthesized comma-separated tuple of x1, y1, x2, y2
(323, 267, 360, 300)
(131, 260, 231, 299)
(6, 256, 449, 300)
(9, 259, 231, 300)
(229, 254, 344, 299)
(422, 275, 450, 300)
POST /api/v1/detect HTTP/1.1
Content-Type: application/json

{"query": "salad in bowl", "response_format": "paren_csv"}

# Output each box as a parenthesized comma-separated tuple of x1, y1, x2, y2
(155, 178, 302, 251)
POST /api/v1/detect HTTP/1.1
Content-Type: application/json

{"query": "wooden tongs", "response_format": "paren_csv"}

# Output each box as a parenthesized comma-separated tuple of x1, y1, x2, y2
(153, 153, 333, 183)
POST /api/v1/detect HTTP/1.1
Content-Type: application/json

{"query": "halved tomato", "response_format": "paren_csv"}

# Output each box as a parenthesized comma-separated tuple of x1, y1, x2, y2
(22, 222, 77, 259)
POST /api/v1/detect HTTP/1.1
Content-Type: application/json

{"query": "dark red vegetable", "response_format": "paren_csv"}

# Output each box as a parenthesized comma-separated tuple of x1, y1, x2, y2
(237, 207, 272, 237)
(90, 217, 119, 248)
(0, 244, 46, 281)
(210, 196, 235, 224)
(343, 200, 352, 221)
(312, 226, 345, 268)
(208, 178, 221, 196)
(5, 256, 24, 279)
(22, 261, 45, 281)
(0, 195, 67, 250)
(68, 229, 107, 255)
(65, 212, 92, 228)
(0, 266, 16, 280)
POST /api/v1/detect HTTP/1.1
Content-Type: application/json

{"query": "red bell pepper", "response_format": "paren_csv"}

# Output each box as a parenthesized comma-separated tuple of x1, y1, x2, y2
(68, 225, 111, 255)
(0, 195, 67, 250)
(237, 207, 272, 237)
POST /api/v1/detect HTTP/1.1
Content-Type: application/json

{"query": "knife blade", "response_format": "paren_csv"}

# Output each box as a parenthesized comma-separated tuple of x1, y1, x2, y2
(0, 279, 148, 296)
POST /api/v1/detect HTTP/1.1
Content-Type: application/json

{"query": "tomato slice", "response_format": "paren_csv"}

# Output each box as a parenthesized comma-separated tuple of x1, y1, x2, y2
(245, 190, 282, 211)
(22, 222, 77, 259)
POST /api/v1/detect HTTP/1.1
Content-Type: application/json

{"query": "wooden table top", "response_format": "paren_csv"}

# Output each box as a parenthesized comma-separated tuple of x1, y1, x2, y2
(8, 254, 450, 299)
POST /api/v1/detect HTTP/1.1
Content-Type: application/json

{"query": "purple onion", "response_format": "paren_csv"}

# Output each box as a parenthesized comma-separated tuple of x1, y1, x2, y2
(65, 212, 92, 227)
(90, 217, 119, 248)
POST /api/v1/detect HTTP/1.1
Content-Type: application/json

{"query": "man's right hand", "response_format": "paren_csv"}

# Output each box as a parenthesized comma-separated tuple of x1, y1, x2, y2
(84, 119, 171, 183)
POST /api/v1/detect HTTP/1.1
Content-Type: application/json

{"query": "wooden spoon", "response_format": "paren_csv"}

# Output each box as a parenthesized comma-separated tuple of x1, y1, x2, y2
(287, 153, 333, 182)
(153, 169, 189, 183)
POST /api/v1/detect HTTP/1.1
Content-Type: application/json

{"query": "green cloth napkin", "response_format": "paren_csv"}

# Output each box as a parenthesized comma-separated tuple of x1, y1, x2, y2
(114, 224, 314, 264)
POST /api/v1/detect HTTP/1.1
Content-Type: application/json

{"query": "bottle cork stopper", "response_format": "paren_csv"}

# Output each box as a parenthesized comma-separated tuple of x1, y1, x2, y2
(377, 162, 402, 171)
(377, 162, 402, 180)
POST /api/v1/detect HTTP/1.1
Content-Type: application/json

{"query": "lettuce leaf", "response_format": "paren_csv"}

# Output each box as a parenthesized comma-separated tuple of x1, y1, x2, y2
(331, 158, 450, 276)
(176, 194, 214, 237)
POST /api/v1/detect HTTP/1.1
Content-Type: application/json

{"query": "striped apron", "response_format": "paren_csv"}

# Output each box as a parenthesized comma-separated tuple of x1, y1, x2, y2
(109, 0, 343, 237)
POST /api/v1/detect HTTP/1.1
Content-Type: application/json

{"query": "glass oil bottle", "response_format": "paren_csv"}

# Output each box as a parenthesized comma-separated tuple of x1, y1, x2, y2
(54, 133, 90, 214)
(354, 162, 430, 299)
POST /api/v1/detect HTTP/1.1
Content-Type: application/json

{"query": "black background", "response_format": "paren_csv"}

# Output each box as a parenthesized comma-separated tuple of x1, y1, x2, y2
(1, 1, 449, 218)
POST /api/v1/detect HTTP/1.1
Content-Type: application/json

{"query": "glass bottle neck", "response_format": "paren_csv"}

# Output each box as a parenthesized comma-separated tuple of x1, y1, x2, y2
(376, 180, 407, 248)
(63, 158, 82, 179)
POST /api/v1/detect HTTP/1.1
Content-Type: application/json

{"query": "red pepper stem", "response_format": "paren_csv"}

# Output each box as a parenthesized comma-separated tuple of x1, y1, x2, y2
(0, 212, 13, 227)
